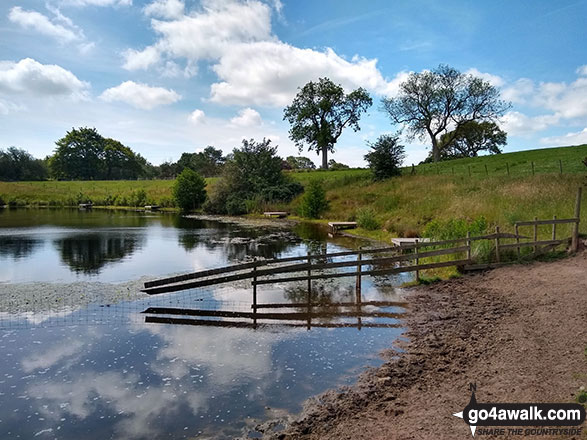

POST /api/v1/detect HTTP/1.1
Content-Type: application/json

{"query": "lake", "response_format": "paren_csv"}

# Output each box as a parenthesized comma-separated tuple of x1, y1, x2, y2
(0, 208, 409, 439)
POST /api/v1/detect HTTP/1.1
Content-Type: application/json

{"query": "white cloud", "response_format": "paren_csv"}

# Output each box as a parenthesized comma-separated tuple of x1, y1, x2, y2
(61, 0, 132, 6)
(0, 58, 89, 98)
(230, 107, 262, 127)
(144, 0, 185, 19)
(188, 108, 205, 124)
(577, 65, 587, 76)
(8, 6, 81, 44)
(99, 81, 181, 109)
(540, 127, 587, 146)
(501, 78, 535, 104)
(122, 46, 162, 70)
(465, 68, 505, 88)
(122, 0, 406, 107)
(210, 41, 408, 106)
(499, 111, 560, 137)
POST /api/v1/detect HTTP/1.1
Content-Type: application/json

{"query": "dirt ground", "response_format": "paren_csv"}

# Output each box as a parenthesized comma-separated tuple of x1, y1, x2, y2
(268, 251, 587, 440)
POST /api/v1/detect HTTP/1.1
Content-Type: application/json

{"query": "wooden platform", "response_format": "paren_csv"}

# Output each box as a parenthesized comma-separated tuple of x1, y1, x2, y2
(263, 211, 288, 218)
(145, 205, 160, 211)
(391, 237, 430, 247)
(328, 222, 357, 234)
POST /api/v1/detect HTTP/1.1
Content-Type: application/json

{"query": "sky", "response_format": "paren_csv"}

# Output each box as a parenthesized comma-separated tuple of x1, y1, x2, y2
(0, 0, 586, 167)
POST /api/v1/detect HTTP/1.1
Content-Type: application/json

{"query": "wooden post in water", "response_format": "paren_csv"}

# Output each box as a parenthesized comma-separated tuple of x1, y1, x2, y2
(495, 225, 501, 263)
(355, 247, 362, 304)
(571, 187, 582, 252)
(515, 224, 521, 258)
(415, 239, 420, 282)
(252, 261, 258, 328)
(533, 217, 538, 253)
(307, 253, 312, 329)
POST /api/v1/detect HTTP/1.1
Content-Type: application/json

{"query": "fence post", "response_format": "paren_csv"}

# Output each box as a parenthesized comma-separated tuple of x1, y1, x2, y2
(533, 217, 538, 253)
(307, 252, 312, 307)
(252, 260, 258, 327)
(355, 247, 362, 304)
(531, 161, 535, 176)
(515, 223, 521, 258)
(495, 225, 501, 263)
(466, 231, 471, 262)
(506, 162, 510, 176)
(559, 160, 563, 175)
(552, 215, 557, 240)
(485, 164, 488, 176)
(571, 187, 582, 252)
(415, 239, 420, 282)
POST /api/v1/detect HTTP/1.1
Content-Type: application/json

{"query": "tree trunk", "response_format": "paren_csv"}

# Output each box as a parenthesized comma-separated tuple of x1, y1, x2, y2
(431, 136, 440, 162)
(321, 145, 328, 169)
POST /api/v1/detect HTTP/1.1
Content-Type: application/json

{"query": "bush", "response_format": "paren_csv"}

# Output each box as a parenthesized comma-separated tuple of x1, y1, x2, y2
(0, 194, 5, 206)
(356, 207, 380, 230)
(300, 180, 328, 219)
(364, 134, 406, 180)
(129, 189, 147, 207)
(173, 168, 207, 212)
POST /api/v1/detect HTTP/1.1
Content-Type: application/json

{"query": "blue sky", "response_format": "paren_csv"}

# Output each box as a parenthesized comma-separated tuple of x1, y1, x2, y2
(1, 0, 586, 166)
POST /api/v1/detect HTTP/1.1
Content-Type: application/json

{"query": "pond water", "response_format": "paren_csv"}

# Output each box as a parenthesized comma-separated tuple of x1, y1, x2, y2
(0, 208, 409, 439)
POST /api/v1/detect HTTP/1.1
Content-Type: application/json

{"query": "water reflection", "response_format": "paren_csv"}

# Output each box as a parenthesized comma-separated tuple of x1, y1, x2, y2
(0, 236, 42, 259)
(55, 232, 142, 274)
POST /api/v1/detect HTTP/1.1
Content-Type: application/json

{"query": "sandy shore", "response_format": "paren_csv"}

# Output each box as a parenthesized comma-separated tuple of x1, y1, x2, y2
(267, 251, 587, 439)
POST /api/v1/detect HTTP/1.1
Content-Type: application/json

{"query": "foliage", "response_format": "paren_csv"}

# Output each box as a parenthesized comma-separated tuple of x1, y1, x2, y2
(172, 168, 207, 212)
(300, 179, 328, 219)
(176, 146, 225, 177)
(327, 160, 350, 170)
(49, 127, 150, 180)
(356, 207, 380, 230)
(423, 216, 488, 241)
(286, 155, 316, 170)
(204, 138, 302, 214)
(0, 147, 48, 181)
(283, 77, 372, 169)
(440, 121, 506, 159)
(0, 194, 5, 206)
(129, 189, 147, 207)
(364, 134, 406, 180)
(381, 64, 511, 162)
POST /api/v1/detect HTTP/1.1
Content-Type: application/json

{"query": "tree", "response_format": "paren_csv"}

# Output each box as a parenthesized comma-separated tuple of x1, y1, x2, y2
(284, 78, 372, 169)
(364, 134, 406, 180)
(0, 147, 48, 181)
(381, 64, 511, 162)
(286, 156, 316, 170)
(173, 168, 207, 212)
(327, 159, 350, 170)
(176, 146, 225, 177)
(300, 179, 328, 219)
(204, 138, 302, 214)
(50, 127, 148, 180)
(438, 121, 506, 159)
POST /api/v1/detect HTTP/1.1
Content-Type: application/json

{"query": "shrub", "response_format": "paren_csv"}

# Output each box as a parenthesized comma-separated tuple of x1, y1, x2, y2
(129, 189, 147, 207)
(0, 194, 5, 206)
(364, 134, 406, 180)
(225, 196, 247, 215)
(300, 180, 328, 219)
(356, 207, 380, 230)
(173, 168, 207, 212)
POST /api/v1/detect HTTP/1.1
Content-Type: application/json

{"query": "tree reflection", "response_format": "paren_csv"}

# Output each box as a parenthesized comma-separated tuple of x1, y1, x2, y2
(0, 237, 42, 259)
(55, 233, 142, 274)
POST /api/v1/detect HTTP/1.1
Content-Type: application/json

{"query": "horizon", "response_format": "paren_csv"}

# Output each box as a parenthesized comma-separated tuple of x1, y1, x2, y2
(1, 0, 586, 167)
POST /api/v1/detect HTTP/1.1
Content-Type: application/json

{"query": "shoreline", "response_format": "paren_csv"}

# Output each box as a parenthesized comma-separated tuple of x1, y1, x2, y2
(262, 252, 587, 439)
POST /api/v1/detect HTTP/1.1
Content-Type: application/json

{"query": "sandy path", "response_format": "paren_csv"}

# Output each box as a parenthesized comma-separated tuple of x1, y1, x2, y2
(273, 252, 587, 440)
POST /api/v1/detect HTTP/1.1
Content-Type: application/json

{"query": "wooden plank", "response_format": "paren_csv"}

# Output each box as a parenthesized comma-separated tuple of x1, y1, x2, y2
(142, 307, 403, 320)
(142, 271, 255, 294)
(515, 218, 579, 226)
(499, 240, 563, 251)
(252, 259, 471, 285)
(145, 316, 402, 329)
(252, 300, 409, 309)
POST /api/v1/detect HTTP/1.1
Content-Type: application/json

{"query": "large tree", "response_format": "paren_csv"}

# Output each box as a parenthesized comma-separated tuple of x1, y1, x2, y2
(438, 121, 506, 159)
(176, 146, 225, 177)
(0, 147, 48, 181)
(381, 64, 510, 162)
(283, 78, 372, 169)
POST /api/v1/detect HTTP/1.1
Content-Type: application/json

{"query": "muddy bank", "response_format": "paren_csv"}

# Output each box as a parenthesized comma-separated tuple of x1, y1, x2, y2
(265, 252, 587, 440)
